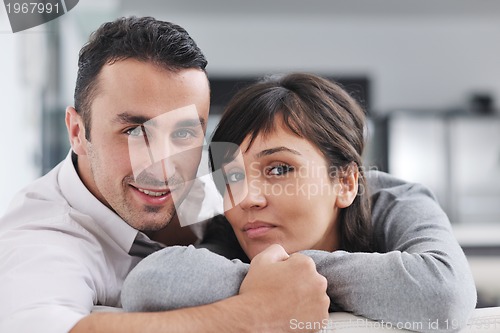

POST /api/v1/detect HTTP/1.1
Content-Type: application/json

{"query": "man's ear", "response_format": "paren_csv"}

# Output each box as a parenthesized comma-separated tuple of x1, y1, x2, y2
(65, 106, 88, 156)
(335, 163, 359, 208)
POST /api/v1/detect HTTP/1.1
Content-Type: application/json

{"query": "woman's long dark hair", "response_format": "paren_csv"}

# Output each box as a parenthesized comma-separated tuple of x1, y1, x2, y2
(210, 73, 372, 253)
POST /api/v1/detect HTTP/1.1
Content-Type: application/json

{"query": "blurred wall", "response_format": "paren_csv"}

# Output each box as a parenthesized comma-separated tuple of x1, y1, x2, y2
(55, 1, 500, 112)
(1, 0, 500, 215)
(0, 11, 40, 214)
(117, 1, 500, 112)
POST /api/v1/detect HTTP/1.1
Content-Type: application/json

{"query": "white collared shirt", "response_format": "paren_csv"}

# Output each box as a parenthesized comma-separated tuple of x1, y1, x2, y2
(0, 151, 221, 333)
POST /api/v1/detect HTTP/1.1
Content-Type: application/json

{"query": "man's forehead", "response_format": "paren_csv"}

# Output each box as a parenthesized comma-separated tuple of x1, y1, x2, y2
(98, 59, 208, 85)
(91, 61, 210, 122)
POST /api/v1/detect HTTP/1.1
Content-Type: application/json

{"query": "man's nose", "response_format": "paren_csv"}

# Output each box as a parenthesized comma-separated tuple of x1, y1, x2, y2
(148, 136, 180, 178)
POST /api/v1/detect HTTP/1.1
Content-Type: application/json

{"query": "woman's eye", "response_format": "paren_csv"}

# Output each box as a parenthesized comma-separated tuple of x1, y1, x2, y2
(126, 126, 144, 137)
(227, 172, 245, 183)
(267, 164, 294, 176)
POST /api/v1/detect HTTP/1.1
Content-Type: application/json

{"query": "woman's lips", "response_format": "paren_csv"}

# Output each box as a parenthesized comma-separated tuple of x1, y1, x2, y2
(242, 222, 276, 239)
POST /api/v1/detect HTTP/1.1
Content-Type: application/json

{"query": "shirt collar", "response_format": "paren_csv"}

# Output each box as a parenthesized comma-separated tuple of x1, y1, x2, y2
(58, 150, 140, 253)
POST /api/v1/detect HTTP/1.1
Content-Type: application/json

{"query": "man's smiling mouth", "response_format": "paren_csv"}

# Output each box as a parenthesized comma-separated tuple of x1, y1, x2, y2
(129, 184, 173, 199)
(136, 188, 169, 197)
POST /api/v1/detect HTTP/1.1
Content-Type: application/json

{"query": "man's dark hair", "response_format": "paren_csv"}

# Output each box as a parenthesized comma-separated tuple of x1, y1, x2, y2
(74, 16, 208, 140)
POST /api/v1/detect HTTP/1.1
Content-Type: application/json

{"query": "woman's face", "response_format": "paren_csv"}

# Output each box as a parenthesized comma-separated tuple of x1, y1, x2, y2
(223, 122, 350, 260)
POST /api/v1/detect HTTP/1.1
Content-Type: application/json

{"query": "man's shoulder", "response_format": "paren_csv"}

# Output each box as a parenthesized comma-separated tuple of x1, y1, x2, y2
(1, 184, 85, 240)
(0, 159, 97, 241)
(1, 162, 67, 220)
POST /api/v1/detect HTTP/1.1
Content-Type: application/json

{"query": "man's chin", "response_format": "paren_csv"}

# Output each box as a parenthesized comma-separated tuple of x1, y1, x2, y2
(124, 209, 175, 232)
(132, 220, 171, 233)
(143, 205, 163, 214)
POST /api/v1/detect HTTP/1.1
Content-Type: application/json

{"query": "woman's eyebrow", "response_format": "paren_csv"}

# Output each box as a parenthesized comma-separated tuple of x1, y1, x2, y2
(255, 146, 301, 159)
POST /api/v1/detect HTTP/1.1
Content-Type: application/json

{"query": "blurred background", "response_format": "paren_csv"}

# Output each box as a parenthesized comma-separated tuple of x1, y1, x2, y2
(1, 0, 499, 307)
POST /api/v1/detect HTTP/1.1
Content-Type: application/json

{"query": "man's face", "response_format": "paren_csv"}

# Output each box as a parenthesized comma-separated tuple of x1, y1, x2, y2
(74, 59, 210, 231)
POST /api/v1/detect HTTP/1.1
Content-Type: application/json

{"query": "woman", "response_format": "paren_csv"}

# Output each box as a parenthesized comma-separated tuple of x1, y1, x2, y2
(207, 71, 372, 260)
(121, 73, 476, 332)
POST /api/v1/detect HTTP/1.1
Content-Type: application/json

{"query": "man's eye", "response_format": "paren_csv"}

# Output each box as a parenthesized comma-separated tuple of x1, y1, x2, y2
(267, 164, 293, 176)
(172, 129, 194, 139)
(126, 126, 144, 137)
(227, 172, 245, 183)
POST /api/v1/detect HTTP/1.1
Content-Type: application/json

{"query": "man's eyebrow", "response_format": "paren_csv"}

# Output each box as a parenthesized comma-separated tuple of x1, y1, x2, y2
(175, 117, 206, 128)
(114, 113, 205, 128)
(255, 146, 302, 159)
(114, 112, 151, 125)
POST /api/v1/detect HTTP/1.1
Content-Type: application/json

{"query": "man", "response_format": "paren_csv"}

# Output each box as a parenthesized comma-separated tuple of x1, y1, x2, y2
(0, 17, 329, 333)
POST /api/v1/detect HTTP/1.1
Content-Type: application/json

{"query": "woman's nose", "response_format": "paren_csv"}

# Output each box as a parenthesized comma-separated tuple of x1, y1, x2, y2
(238, 179, 267, 210)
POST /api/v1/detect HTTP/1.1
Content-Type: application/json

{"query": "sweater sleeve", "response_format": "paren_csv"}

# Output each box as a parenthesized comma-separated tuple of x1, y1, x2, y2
(302, 171, 477, 332)
(121, 245, 248, 312)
